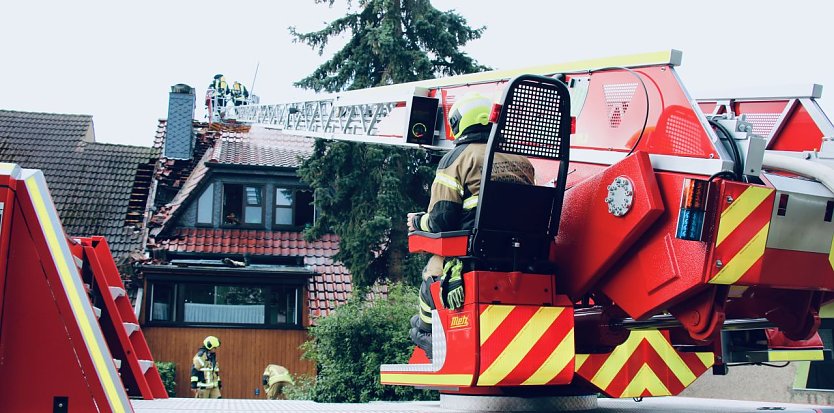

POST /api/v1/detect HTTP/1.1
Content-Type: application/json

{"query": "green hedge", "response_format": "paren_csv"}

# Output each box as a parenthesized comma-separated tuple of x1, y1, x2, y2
(301, 282, 436, 402)
(155, 361, 176, 397)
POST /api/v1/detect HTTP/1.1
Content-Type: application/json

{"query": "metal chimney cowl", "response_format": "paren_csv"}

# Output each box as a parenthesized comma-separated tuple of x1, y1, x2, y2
(163, 84, 196, 160)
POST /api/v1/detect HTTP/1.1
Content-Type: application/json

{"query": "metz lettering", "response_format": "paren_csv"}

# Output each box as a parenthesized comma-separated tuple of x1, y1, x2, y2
(450, 314, 469, 329)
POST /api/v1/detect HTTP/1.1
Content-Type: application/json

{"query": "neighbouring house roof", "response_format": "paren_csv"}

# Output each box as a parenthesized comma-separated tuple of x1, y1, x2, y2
(148, 121, 352, 318)
(0, 110, 158, 262)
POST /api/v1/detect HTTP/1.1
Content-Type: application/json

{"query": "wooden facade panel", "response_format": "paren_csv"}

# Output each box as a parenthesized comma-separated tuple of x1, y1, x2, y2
(144, 327, 315, 398)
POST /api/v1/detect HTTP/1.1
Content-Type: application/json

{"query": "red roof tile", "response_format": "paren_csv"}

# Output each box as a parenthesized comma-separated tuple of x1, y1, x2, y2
(160, 227, 350, 319)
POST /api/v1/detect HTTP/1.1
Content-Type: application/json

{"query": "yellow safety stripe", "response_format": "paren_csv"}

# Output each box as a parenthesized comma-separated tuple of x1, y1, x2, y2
(479, 305, 515, 345)
(710, 223, 769, 285)
(380, 373, 472, 386)
(522, 329, 574, 385)
(434, 172, 463, 195)
(419, 214, 431, 232)
(715, 186, 772, 248)
(419, 312, 432, 325)
(768, 350, 824, 362)
(621, 364, 671, 397)
(478, 307, 564, 385)
(463, 196, 478, 210)
(794, 361, 811, 389)
(26, 177, 127, 412)
(419, 299, 431, 313)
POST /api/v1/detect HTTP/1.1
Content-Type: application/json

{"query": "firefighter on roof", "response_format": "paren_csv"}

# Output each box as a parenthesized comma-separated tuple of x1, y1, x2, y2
(191, 335, 222, 398)
(406, 92, 535, 359)
(232, 81, 249, 106)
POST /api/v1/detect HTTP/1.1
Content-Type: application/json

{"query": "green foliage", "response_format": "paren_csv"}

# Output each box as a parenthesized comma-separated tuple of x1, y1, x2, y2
(290, 0, 489, 92)
(301, 283, 436, 402)
(284, 374, 317, 400)
(155, 361, 176, 397)
(292, 0, 489, 288)
(298, 140, 434, 288)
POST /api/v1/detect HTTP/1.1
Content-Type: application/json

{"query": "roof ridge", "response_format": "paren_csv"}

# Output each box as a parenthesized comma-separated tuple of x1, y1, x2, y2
(0, 109, 93, 118)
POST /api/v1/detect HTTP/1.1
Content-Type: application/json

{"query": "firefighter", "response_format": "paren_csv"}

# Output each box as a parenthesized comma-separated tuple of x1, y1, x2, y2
(191, 335, 222, 398)
(209, 74, 229, 109)
(231, 81, 249, 106)
(262, 364, 293, 400)
(405, 92, 535, 359)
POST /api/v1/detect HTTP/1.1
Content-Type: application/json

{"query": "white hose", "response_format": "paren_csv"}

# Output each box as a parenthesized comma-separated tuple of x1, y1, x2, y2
(762, 152, 834, 194)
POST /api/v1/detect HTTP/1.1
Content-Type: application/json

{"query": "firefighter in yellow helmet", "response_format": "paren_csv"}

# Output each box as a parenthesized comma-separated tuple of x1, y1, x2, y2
(406, 92, 535, 359)
(191, 336, 222, 398)
(231, 81, 249, 106)
(262, 364, 294, 400)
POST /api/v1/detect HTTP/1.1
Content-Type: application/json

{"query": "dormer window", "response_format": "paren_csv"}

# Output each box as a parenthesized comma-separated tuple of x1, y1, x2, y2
(196, 183, 214, 225)
(274, 187, 314, 228)
(223, 184, 263, 225)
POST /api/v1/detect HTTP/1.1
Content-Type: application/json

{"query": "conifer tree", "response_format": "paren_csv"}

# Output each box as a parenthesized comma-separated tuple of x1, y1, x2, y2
(293, 0, 488, 289)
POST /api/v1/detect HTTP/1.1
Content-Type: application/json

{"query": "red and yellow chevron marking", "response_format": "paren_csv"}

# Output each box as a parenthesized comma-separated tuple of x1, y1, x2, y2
(476, 305, 574, 386)
(575, 331, 714, 398)
(709, 184, 774, 285)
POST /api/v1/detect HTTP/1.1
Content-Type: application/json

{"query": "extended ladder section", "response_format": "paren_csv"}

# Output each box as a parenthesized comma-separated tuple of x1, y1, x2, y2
(236, 50, 684, 152)
(0, 164, 164, 413)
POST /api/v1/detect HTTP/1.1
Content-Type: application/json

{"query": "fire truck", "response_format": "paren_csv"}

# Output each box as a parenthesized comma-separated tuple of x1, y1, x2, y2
(234, 50, 834, 409)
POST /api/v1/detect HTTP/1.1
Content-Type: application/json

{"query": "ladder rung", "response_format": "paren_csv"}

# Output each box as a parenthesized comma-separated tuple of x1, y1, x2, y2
(93, 306, 101, 319)
(123, 322, 139, 336)
(138, 360, 154, 374)
(109, 286, 126, 299)
(113, 359, 122, 370)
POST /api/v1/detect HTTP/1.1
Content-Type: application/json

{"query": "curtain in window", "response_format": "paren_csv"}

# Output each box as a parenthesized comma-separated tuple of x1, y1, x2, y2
(184, 303, 265, 324)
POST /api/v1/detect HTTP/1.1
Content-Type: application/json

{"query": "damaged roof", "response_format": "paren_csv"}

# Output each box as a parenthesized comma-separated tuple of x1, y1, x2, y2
(0, 110, 158, 261)
(149, 121, 351, 319)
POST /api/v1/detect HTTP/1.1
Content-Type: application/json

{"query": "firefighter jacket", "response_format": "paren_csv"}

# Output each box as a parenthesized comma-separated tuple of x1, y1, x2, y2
(411, 129, 536, 234)
(262, 364, 293, 387)
(191, 347, 221, 389)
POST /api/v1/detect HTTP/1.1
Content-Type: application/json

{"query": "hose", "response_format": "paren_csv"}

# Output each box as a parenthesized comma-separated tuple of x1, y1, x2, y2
(762, 152, 834, 194)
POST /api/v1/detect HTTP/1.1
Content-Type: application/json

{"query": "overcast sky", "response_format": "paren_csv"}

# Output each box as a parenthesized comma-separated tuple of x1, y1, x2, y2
(2, 0, 832, 147)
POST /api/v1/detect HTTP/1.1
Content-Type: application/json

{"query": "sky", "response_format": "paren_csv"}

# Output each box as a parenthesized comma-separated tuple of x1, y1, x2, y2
(2, 0, 832, 147)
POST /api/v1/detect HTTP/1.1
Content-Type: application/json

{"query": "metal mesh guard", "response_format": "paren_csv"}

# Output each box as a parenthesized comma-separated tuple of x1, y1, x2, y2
(497, 80, 565, 160)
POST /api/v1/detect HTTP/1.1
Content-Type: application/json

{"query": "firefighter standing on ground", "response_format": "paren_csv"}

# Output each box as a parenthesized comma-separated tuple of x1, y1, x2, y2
(262, 364, 293, 400)
(191, 336, 222, 398)
(406, 92, 535, 358)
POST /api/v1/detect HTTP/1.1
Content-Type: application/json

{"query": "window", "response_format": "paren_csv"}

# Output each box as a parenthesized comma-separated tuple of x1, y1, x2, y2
(196, 183, 214, 224)
(150, 282, 176, 322)
(274, 188, 314, 227)
(223, 184, 263, 225)
(146, 280, 302, 327)
(183, 284, 266, 324)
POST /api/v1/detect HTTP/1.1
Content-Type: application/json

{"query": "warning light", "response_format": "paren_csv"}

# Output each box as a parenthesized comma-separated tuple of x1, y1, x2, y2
(676, 178, 709, 241)
(489, 103, 502, 123)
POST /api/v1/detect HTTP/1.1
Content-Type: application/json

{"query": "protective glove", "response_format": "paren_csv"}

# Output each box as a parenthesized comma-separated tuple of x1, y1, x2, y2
(440, 258, 464, 310)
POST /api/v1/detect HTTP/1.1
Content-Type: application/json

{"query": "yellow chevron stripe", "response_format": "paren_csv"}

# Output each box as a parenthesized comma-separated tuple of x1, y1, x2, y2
(575, 353, 589, 371)
(710, 223, 769, 285)
(522, 329, 574, 385)
(696, 352, 715, 368)
(589, 331, 644, 389)
(480, 305, 515, 345)
(769, 350, 824, 362)
(478, 307, 564, 386)
(621, 364, 671, 397)
(643, 331, 697, 386)
(380, 373, 473, 386)
(716, 186, 772, 248)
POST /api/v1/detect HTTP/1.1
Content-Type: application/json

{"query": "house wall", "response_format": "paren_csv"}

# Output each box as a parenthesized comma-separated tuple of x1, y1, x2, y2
(145, 326, 315, 398)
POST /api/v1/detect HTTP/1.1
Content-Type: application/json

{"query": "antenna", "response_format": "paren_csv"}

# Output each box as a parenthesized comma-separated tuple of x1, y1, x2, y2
(250, 62, 260, 95)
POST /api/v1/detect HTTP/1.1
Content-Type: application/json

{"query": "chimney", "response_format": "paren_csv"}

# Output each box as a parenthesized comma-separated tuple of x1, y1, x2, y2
(163, 84, 196, 160)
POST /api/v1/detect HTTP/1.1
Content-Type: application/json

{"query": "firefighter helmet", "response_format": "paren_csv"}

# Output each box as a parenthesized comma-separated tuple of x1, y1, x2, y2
(448, 93, 492, 139)
(204, 335, 221, 350)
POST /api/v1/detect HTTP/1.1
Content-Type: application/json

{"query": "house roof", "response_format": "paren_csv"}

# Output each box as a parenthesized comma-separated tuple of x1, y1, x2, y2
(148, 121, 350, 319)
(0, 110, 158, 261)
(158, 229, 351, 317)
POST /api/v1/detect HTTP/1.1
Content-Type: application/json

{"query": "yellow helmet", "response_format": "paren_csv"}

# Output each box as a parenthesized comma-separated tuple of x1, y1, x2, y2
(448, 92, 493, 139)
(204, 335, 220, 350)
